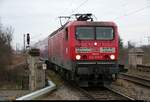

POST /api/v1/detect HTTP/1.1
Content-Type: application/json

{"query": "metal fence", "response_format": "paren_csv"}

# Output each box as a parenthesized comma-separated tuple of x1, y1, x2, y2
(136, 64, 150, 72)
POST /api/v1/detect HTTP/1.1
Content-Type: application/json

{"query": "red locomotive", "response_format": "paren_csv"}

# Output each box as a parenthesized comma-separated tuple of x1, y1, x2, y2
(47, 14, 122, 86)
(34, 14, 126, 87)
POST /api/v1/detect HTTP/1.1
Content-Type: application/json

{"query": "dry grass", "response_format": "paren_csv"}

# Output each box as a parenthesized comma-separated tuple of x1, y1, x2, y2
(0, 82, 22, 90)
(10, 54, 26, 66)
(113, 78, 150, 100)
(46, 70, 64, 87)
(0, 53, 28, 90)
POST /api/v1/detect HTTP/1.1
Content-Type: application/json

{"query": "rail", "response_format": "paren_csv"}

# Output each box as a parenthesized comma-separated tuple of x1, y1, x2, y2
(104, 85, 135, 100)
(137, 64, 150, 68)
(119, 73, 150, 88)
(76, 87, 96, 100)
(136, 64, 150, 72)
(73, 83, 134, 100)
(66, 81, 95, 100)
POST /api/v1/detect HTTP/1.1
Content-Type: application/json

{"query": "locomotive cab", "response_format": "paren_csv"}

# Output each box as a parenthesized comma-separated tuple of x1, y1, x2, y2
(68, 20, 119, 86)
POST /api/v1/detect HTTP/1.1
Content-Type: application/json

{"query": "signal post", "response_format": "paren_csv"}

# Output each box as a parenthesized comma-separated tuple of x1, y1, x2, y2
(24, 33, 47, 91)
(27, 47, 46, 91)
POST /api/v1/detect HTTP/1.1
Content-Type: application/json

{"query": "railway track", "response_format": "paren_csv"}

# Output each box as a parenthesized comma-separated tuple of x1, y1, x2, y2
(79, 87, 134, 100)
(104, 85, 135, 100)
(46, 69, 135, 100)
(46, 69, 136, 100)
(71, 83, 135, 100)
(119, 73, 150, 88)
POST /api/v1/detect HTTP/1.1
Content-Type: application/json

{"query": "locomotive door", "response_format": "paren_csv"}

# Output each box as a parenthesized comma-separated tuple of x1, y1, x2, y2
(63, 28, 69, 68)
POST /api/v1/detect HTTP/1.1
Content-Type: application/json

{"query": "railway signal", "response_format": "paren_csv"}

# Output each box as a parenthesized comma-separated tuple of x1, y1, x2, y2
(27, 33, 30, 45)
(23, 34, 26, 53)
(26, 33, 30, 49)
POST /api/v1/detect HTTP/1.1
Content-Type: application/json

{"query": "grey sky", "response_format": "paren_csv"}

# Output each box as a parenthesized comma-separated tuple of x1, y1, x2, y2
(0, 0, 150, 49)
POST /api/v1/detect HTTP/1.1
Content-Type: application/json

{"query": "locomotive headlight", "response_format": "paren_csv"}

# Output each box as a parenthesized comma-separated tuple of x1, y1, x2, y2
(76, 55, 81, 60)
(110, 54, 115, 60)
(94, 42, 97, 46)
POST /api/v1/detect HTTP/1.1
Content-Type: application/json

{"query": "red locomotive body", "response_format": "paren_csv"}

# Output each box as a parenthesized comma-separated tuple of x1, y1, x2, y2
(48, 14, 120, 86)
(69, 21, 118, 61)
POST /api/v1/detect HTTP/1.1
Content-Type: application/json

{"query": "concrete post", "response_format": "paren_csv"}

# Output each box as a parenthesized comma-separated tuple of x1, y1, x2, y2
(128, 48, 144, 69)
(28, 49, 46, 91)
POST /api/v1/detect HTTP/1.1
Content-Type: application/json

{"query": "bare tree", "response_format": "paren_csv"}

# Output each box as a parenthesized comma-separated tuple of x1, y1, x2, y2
(0, 23, 13, 74)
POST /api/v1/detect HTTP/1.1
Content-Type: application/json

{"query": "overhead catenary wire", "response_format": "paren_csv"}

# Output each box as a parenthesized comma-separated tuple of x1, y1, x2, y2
(32, 1, 150, 47)
(57, 0, 90, 26)
(33, 0, 77, 41)
(113, 3, 150, 46)
(59, 0, 76, 15)
(56, 0, 77, 26)
(71, 0, 89, 13)
(21, 1, 98, 47)
(114, 4, 150, 20)
(34, 1, 150, 42)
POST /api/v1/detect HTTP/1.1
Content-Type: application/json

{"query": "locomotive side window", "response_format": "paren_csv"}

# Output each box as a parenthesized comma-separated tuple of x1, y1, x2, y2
(65, 28, 68, 40)
(96, 27, 114, 40)
(76, 27, 94, 40)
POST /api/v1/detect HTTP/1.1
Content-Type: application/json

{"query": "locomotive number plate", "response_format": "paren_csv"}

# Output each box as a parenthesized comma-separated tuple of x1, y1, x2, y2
(100, 47, 115, 53)
(76, 48, 91, 53)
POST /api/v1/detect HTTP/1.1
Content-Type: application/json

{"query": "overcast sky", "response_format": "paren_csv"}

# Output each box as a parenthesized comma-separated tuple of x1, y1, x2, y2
(0, 0, 150, 49)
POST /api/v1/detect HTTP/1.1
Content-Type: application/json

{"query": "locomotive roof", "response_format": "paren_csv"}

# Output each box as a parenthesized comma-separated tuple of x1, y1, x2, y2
(67, 21, 117, 27)
(49, 21, 117, 37)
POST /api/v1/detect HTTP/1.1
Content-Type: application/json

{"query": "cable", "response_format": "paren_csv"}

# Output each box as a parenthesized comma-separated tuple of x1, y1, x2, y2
(56, 0, 90, 25)
(56, 0, 90, 26)
(59, 0, 76, 15)
(55, 0, 77, 27)
(71, 0, 89, 13)
(92, 14, 98, 21)
(114, 5, 150, 20)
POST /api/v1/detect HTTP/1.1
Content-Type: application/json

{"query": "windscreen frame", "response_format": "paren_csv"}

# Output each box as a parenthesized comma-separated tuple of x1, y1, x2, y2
(75, 26, 115, 40)
(96, 26, 114, 40)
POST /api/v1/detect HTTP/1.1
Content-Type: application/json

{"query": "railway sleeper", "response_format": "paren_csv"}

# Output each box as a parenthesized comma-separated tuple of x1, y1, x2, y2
(76, 74, 112, 87)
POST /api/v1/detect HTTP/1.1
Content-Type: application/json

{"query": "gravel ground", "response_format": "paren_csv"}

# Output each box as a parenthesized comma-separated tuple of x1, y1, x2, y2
(35, 70, 88, 100)
(34, 83, 85, 100)
(111, 79, 150, 100)
(0, 90, 30, 100)
(34, 82, 129, 100)
(34, 69, 150, 100)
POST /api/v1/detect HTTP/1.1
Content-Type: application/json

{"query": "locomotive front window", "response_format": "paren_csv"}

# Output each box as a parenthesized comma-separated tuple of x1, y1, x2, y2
(76, 27, 94, 40)
(96, 27, 114, 40)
